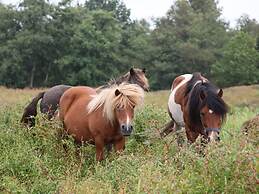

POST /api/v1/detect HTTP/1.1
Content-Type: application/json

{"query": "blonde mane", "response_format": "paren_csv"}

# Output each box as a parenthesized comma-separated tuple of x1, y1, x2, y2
(87, 83, 144, 123)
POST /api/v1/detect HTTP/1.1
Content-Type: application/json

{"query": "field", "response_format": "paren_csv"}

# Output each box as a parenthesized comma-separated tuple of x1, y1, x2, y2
(0, 85, 258, 193)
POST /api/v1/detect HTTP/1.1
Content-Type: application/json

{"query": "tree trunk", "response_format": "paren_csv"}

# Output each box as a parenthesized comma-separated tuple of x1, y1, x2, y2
(44, 64, 50, 86)
(30, 64, 36, 88)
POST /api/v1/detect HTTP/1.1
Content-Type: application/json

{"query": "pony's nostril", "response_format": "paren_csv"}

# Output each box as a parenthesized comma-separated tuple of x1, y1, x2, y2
(121, 124, 126, 130)
(129, 125, 133, 131)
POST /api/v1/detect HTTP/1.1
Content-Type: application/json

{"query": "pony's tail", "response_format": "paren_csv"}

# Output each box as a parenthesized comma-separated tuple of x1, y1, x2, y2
(21, 91, 45, 127)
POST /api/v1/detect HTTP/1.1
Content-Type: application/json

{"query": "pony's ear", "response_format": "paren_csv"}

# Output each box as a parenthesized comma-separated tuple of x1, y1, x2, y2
(115, 89, 121, 96)
(130, 68, 135, 76)
(218, 89, 223, 98)
(142, 68, 146, 74)
(200, 90, 206, 100)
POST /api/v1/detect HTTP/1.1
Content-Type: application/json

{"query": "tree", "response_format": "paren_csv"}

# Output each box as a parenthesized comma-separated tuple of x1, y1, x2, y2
(212, 32, 259, 87)
(0, 4, 22, 86)
(237, 15, 259, 37)
(149, 0, 229, 89)
(117, 19, 152, 72)
(46, 2, 87, 86)
(57, 10, 123, 86)
(84, 0, 131, 25)
(0, 0, 56, 88)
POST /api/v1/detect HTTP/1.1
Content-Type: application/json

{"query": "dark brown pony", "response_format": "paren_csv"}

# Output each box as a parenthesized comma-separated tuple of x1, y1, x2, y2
(21, 68, 148, 127)
(160, 73, 228, 142)
(21, 85, 71, 127)
(59, 83, 144, 161)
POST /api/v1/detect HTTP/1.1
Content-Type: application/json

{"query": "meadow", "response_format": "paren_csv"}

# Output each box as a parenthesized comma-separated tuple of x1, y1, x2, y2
(0, 85, 258, 193)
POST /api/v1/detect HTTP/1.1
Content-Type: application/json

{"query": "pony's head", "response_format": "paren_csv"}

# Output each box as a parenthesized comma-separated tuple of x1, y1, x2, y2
(188, 81, 228, 142)
(99, 67, 149, 92)
(128, 68, 149, 92)
(88, 83, 144, 136)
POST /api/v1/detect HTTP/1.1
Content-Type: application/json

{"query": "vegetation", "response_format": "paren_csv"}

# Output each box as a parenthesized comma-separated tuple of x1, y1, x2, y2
(212, 32, 259, 87)
(0, 0, 258, 193)
(0, 85, 258, 193)
(0, 0, 259, 89)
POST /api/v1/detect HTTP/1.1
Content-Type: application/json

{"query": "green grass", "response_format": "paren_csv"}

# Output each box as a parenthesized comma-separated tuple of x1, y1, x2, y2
(0, 87, 258, 193)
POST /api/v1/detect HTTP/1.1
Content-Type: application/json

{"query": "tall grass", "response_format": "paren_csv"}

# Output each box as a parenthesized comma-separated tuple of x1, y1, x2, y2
(0, 86, 258, 193)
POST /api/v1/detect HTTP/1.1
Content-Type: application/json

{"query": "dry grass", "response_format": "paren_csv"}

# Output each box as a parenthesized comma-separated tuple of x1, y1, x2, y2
(223, 85, 259, 107)
(0, 86, 43, 107)
(145, 84, 259, 109)
(1, 84, 258, 109)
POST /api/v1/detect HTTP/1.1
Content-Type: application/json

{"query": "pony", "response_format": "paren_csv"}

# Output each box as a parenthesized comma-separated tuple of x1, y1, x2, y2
(59, 83, 144, 161)
(160, 73, 228, 143)
(21, 85, 71, 127)
(98, 68, 149, 92)
(21, 68, 148, 127)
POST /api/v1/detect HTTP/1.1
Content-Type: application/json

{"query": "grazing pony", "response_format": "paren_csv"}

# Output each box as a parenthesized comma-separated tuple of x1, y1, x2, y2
(20, 85, 71, 127)
(98, 68, 149, 92)
(21, 68, 148, 127)
(59, 83, 144, 161)
(160, 73, 228, 143)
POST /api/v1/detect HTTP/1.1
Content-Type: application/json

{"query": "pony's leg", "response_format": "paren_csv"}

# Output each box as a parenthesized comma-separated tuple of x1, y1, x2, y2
(185, 128, 199, 143)
(160, 120, 176, 138)
(95, 136, 105, 161)
(114, 137, 125, 153)
(105, 143, 113, 153)
(174, 124, 185, 145)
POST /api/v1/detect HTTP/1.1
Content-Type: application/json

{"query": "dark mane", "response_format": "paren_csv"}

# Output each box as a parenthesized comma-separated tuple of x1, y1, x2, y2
(107, 73, 130, 86)
(185, 72, 204, 97)
(98, 68, 146, 91)
(97, 73, 129, 90)
(187, 78, 228, 128)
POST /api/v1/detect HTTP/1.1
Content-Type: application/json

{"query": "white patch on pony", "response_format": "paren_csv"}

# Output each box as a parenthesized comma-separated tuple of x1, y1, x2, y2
(168, 74, 193, 127)
(209, 109, 213, 114)
(208, 131, 218, 141)
(193, 80, 202, 87)
(126, 114, 130, 127)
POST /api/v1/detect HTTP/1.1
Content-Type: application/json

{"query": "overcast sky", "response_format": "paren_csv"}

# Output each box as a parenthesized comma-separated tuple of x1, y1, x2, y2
(1, 0, 259, 27)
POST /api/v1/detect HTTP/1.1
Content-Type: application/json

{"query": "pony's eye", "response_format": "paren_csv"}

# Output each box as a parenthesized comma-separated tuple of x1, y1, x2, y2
(200, 113, 205, 117)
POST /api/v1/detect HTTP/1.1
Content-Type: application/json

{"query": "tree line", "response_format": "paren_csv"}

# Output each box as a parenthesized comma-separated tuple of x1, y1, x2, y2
(0, 0, 258, 90)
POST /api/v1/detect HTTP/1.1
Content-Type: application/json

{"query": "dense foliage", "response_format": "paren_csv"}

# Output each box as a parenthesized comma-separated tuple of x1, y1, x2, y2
(0, 0, 258, 89)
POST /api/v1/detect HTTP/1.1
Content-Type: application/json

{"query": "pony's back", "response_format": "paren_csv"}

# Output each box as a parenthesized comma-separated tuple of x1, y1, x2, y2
(40, 85, 71, 117)
(59, 86, 96, 121)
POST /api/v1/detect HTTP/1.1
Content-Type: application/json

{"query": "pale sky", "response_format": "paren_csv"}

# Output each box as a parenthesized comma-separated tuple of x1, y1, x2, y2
(1, 0, 259, 27)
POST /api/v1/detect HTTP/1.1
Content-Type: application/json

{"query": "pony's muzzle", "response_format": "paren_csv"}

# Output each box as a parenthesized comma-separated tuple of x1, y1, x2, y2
(207, 129, 220, 142)
(121, 124, 133, 136)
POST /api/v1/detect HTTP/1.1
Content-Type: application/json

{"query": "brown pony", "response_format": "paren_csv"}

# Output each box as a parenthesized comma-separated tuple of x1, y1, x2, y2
(99, 68, 149, 92)
(21, 68, 148, 127)
(160, 73, 228, 143)
(59, 83, 144, 161)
